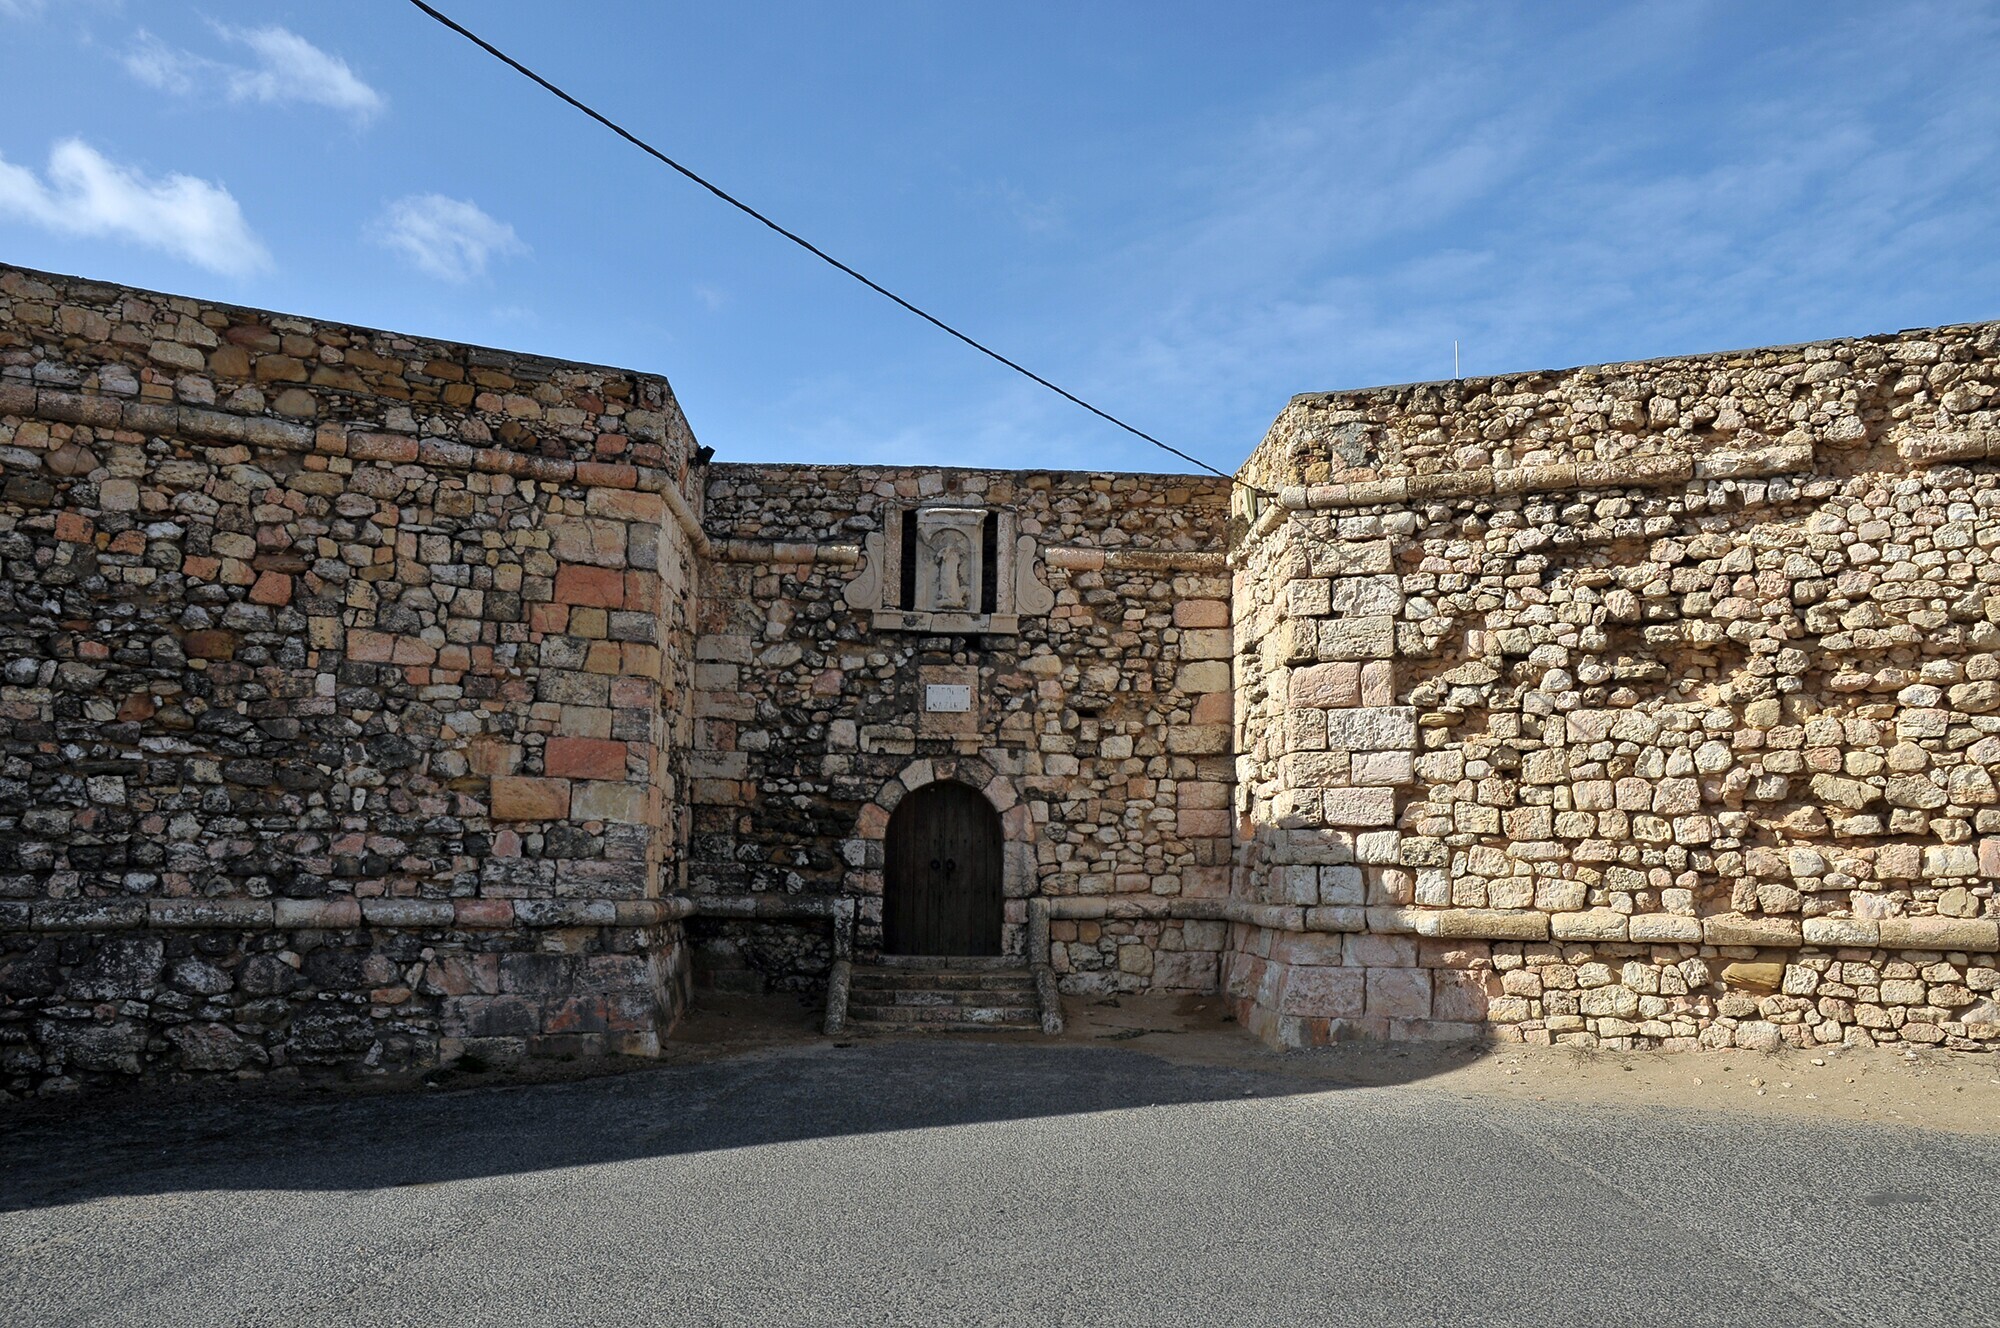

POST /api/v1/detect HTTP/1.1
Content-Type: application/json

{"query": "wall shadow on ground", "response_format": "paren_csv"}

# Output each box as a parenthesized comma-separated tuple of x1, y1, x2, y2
(0, 1026, 1487, 1213)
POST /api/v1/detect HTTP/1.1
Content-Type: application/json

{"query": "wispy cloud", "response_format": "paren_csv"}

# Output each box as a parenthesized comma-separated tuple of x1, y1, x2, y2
(983, 180, 1066, 235)
(0, 0, 47, 19)
(123, 24, 384, 122)
(744, 2, 2000, 474)
(0, 138, 270, 275)
(373, 194, 526, 282)
(1079, 1, 2000, 436)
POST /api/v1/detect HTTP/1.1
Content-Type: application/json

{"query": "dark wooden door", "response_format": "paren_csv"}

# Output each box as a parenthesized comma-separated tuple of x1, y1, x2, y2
(884, 781, 1003, 956)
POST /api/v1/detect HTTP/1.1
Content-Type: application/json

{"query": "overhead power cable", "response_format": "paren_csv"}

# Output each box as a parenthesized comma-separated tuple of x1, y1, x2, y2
(405, 0, 1259, 492)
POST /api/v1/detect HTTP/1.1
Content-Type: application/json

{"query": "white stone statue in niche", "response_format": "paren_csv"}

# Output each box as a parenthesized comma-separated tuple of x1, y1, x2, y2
(932, 529, 970, 609)
(914, 508, 986, 613)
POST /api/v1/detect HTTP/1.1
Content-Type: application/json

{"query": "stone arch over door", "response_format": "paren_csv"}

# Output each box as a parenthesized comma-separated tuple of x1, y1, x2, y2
(844, 757, 1039, 958)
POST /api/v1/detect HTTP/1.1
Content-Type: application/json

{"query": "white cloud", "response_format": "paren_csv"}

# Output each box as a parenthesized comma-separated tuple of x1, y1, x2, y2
(123, 24, 384, 122)
(0, 138, 271, 276)
(122, 32, 202, 95)
(0, 0, 48, 19)
(223, 26, 384, 119)
(373, 194, 526, 282)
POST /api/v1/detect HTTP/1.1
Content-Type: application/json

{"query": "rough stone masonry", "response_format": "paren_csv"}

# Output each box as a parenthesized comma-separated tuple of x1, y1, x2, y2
(1230, 320, 2000, 1052)
(2, 261, 1998, 1095)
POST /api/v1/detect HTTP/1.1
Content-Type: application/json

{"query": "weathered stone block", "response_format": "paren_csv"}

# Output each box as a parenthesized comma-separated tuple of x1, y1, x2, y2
(1551, 910, 1629, 942)
(1323, 787, 1397, 827)
(546, 737, 630, 780)
(1876, 918, 1999, 951)
(555, 565, 626, 607)
(1628, 914, 1702, 943)
(1173, 599, 1228, 628)
(1317, 540, 1393, 575)
(1166, 725, 1230, 755)
(1431, 971, 1490, 1022)
(1722, 961, 1784, 993)
(1323, 707, 1417, 752)
(1365, 967, 1432, 1019)
(1703, 914, 1802, 947)
(1291, 662, 1360, 708)
(1345, 933, 1418, 967)
(361, 899, 454, 928)
(491, 776, 572, 820)
(1317, 615, 1396, 661)
(572, 780, 645, 824)
(1176, 661, 1231, 693)
(1279, 965, 1364, 1018)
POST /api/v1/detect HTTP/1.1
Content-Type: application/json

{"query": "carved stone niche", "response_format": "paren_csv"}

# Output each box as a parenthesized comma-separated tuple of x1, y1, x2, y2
(843, 503, 1056, 634)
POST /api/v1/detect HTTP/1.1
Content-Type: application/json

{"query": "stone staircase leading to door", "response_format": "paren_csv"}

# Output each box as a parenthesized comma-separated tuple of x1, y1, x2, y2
(839, 956, 1046, 1033)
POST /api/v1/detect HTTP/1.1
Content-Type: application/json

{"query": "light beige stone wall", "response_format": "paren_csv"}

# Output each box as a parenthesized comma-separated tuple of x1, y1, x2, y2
(1230, 321, 2000, 1050)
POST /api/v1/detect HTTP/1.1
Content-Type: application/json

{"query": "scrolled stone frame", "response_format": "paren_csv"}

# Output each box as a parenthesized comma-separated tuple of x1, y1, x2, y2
(843, 756, 1041, 959)
(841, 505, 1057, 635)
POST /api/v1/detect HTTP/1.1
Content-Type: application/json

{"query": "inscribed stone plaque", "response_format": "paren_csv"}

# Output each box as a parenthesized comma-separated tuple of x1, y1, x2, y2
(925, 683, 972, 713)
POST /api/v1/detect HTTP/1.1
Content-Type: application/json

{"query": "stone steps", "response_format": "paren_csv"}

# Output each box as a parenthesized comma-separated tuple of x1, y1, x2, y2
(849, 970, 1036, 993)
(870, 955, 1024, 971)
(849, 986, 1036, 1009)
(842, 958, 1043, 1033)
(847, 1003, 1042, 1028)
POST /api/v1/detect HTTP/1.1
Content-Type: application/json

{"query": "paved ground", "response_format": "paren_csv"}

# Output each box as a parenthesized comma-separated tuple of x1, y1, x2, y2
(4, 1018, 1998, 1327)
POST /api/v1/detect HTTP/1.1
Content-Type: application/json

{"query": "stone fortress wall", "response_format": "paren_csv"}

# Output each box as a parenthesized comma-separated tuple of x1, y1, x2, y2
(690, 463, 1232, 994)
(1228, 321, 2000, 1050)
(0, 265, 705, 1092)
(4, 258, 1999, 1095)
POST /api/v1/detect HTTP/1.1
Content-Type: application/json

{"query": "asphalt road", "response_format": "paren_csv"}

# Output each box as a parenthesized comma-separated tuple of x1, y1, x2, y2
(3, 1037, 1995, 1328)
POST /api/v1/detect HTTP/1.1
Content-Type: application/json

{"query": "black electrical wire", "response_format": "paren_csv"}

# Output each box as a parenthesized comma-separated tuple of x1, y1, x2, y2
(405, 0, 1263, 493)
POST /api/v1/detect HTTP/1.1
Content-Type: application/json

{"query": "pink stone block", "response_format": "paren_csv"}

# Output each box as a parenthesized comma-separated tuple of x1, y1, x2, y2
(1366, 967, 1433, 1019)
(546, 736, 630, 780)
(1344, 933, 1418, 967)
(248, 570, 292, 606)
(1431, 970, 1492, 1022)
(1359, 660, 1395, 706)
(1279, 965, 1365, 1019)
(454, 899, 515, 927)
(555, 565, 625, 608)
(1290, 662, 1360, 707)
(1173, 599, 1229, 628)
(1177, 809, 1232, 838)
(348, 629, 394, 663)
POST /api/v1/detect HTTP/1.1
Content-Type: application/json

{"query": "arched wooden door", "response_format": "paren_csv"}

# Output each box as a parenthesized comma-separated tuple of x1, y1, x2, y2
(884, 781, 1003, 956)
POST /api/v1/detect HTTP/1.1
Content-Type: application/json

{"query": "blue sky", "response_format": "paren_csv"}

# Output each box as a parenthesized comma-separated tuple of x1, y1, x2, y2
(3, 2, 1997, 475)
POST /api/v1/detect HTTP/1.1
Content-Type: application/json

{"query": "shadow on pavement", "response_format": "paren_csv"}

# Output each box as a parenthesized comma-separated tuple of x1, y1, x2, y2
(0, 997, 1487, 1212)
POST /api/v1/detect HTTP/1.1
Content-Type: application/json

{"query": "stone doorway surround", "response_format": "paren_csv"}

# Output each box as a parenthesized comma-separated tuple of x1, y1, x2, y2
(845, 757, 1040, 960)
